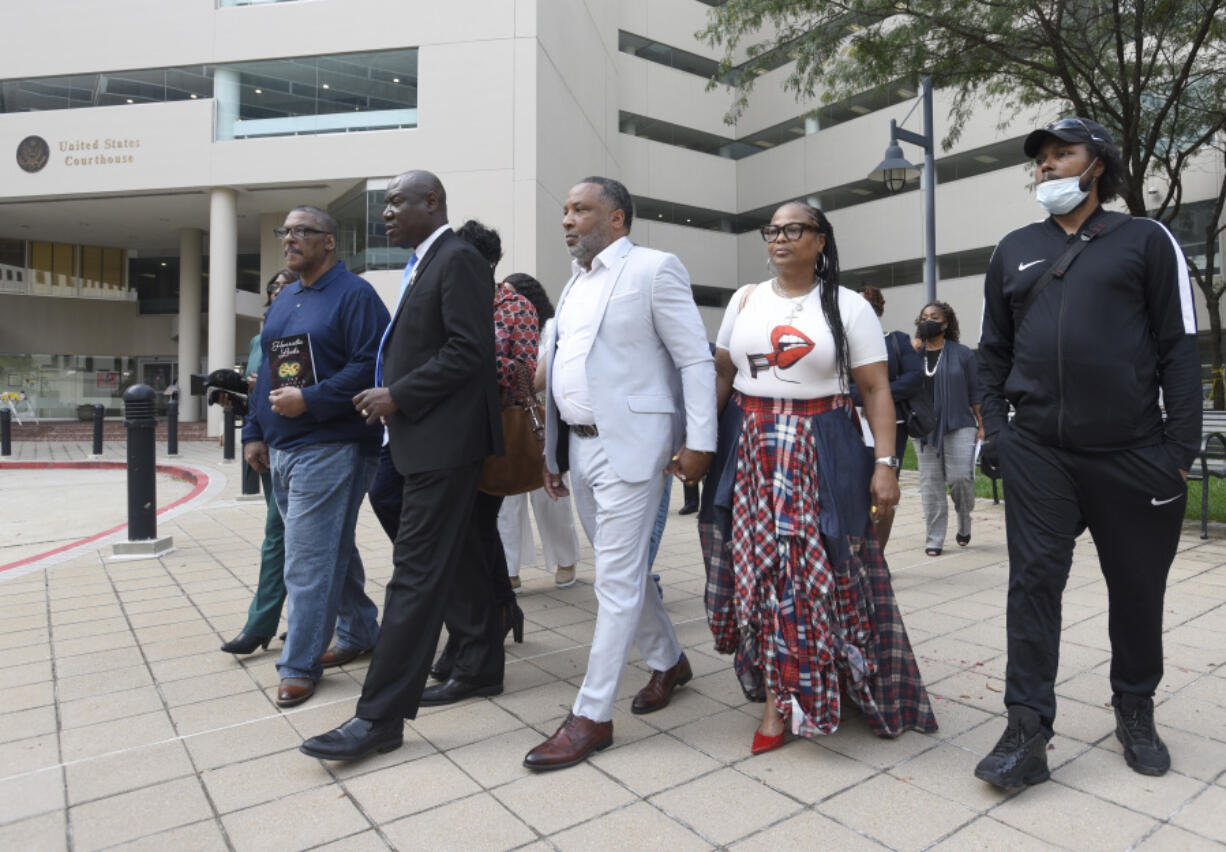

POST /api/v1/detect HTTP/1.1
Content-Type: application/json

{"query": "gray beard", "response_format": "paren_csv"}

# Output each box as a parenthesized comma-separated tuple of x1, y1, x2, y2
(568, 228, 610, 268)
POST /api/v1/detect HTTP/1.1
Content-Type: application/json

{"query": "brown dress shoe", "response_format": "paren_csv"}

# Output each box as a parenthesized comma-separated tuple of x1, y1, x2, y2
(523, 713, 613, 770)
(276, 677, 315, 708)
(631, 653, 692, 715)
(318, 644, 371, 668)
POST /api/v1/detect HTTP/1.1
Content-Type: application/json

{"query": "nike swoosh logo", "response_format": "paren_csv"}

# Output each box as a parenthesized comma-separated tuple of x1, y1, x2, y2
(1151, 495, 1182, 506)
(1018, 260, 1045, 271)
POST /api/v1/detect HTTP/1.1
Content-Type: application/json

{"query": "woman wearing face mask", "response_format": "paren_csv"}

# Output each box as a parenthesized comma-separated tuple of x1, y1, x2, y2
(911, 302, 983, 556)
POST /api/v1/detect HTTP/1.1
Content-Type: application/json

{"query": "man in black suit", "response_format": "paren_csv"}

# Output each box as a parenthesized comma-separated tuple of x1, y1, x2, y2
(300, 170, 502, 761)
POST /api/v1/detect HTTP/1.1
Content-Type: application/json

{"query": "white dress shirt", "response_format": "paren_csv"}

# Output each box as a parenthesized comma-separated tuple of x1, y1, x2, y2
(551, 236, 630, 426)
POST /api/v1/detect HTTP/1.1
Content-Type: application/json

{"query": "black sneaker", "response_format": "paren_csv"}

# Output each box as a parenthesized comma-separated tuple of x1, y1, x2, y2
(1114, 694, 1170, 776)
(974, 705, 1050, 789)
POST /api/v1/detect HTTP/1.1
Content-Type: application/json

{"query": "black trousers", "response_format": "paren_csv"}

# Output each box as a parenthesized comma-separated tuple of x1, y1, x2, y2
(442, 490, 508, 685)
(999, 428, 1185, 734)
(355, 462, 484, 721)
(367, 444, 404, 543)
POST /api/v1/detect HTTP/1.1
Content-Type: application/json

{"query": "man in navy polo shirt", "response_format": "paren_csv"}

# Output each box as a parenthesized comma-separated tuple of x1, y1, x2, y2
(243, 205, 390, 708)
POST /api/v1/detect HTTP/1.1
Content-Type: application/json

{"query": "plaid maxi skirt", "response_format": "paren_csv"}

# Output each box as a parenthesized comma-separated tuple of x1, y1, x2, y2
(699, 392, 937, 738)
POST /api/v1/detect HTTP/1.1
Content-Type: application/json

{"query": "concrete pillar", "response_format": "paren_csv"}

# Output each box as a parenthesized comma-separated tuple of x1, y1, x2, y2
(207, 187, 238, 437)
(260, 211, 289, 285)
(214, 66, 240, 141)
(177, 228, 203, 423)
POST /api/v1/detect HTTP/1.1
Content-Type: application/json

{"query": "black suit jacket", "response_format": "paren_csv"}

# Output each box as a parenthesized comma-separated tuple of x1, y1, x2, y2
(382, 229, 502, 475)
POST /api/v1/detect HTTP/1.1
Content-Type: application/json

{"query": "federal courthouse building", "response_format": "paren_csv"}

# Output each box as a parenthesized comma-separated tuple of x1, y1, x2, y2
(1, 0, 1222, 426)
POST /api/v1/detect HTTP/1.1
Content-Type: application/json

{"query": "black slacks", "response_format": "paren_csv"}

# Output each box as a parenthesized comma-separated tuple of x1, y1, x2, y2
(442, 490, 508, 685)
(999, 427, 1186, 735)
(367, 444, 404, 543)
(355, 461, 483, 721)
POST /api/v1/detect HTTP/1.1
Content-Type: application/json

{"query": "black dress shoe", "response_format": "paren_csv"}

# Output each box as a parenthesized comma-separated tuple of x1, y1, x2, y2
(678, 501, 699, 515)
(300, 717, 404, 761)
(419, 677, 503, 706)
(220, 632, 272, 655)
(429, 641, 457, 682)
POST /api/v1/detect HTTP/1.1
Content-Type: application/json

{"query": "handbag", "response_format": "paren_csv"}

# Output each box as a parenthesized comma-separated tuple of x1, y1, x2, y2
(889, 332, 938, 438)
(479, 360, 546, 496)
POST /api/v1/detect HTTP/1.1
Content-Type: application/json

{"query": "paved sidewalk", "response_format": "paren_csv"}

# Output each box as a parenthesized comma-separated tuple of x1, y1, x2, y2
(1, 442, 1224, 850)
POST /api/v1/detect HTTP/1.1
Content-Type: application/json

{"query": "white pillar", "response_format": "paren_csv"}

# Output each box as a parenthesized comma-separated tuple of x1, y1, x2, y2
(214, 66, 240, 141)
(207, 187, 238, 437)
(260, 211, 289, 284)
(177, 228, 203, 423)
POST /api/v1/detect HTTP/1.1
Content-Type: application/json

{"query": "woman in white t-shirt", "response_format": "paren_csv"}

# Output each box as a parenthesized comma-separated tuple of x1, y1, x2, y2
(699, 201, 936, 755)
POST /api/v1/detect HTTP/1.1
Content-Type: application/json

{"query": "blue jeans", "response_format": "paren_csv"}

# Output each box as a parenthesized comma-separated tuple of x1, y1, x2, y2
(270, 442, 379, 681)
(647, 476, 672, 568)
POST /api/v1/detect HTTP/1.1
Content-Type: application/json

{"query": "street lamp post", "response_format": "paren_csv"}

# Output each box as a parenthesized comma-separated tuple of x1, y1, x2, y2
(868, 76, 937, 304)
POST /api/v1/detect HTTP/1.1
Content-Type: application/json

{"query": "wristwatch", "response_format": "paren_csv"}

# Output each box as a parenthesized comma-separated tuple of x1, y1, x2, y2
(875, 456, 900, 470)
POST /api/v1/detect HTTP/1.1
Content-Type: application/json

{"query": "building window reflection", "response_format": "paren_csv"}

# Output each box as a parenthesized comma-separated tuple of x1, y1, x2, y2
(0, 49, 418, 140)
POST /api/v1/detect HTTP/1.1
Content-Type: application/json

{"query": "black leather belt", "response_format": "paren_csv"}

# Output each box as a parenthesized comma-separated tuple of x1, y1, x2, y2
(569, 424, 599, 438)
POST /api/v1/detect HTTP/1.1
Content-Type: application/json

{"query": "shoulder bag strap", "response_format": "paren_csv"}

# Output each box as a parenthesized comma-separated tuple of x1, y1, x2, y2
(738, 282, 759, 313)
(1015, 212, 1131, 328)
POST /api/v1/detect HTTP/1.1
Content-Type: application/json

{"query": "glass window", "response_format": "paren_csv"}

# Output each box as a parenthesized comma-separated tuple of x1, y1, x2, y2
(224, 49, 418, 139)
(0, 49, 417, 142)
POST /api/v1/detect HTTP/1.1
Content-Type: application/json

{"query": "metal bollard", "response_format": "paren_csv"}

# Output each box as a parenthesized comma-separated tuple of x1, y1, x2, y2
(223, 406, 236, 461)
(167, 398, 179, 457)
(1, 408, 10, 456)
(92, 403, 104, 455)
(123, 385, 158, 541)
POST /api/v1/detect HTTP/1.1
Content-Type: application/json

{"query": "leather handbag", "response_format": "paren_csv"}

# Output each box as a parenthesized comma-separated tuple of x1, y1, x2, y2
(479, 361, 545, 496)
(888, 332, 938, 439)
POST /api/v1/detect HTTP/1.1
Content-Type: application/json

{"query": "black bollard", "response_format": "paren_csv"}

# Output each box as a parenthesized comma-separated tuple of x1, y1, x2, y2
(167, 398, 179, 457)
(1, 408, 10, 456)
(123, 384, 158, 541)
(223, 406, 236, 461)
(92, 403, 104, 455)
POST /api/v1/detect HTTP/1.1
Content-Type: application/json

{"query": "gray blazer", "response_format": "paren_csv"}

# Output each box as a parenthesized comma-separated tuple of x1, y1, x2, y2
(544, 240, 716, 484)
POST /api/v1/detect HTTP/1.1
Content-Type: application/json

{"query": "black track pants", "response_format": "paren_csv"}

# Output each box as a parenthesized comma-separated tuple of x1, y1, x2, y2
(999, 428, 1186, 734)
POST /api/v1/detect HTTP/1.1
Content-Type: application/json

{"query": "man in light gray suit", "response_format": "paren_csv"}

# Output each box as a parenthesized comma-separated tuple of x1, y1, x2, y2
(523, 176, 716, 771)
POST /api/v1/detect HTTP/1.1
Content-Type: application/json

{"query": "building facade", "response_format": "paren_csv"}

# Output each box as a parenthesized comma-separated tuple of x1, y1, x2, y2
(2, 0, 1222, 426)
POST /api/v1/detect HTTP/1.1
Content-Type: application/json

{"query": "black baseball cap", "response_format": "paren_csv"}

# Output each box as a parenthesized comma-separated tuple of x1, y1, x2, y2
(1023, 117, 1115, 158)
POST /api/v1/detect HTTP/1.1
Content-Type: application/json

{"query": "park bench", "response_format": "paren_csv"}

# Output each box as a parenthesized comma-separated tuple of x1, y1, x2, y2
(1188, 410, 1226, 539)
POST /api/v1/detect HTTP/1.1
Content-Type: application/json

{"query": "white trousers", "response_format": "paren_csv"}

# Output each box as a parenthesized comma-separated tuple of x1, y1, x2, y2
(568, 434, 682, 722)
(497, 482, 580, 576)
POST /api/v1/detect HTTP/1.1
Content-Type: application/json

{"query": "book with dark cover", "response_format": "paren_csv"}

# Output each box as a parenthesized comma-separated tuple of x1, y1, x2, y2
(268, 333, 317, 389)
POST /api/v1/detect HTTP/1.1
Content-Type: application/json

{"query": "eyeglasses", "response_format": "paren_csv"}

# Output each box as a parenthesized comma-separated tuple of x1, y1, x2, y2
(273, 226, 329, 240)
(760, 223, 820, 242)
(1046, 117, 1106, 144)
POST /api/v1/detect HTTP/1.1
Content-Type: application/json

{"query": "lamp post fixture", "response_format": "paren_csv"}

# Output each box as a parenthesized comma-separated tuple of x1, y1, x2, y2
(868, 76, 936, 303)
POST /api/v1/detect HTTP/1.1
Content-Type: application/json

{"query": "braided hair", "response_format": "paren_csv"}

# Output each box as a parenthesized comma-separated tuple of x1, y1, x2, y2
(915, 301, 960, 342)
(786, 202, 849, 391)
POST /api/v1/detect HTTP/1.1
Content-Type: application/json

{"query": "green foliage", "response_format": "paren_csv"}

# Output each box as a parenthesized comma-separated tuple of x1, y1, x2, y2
(699, 0, 1226, 220)
(903, 437, 1226, 522)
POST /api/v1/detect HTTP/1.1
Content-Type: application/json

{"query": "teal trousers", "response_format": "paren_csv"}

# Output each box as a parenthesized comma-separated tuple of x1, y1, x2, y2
(243, 470, 287, 638)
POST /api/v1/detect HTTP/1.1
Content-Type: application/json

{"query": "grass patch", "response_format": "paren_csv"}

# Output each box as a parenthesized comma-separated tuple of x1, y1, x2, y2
(899, 438, 1226, 522)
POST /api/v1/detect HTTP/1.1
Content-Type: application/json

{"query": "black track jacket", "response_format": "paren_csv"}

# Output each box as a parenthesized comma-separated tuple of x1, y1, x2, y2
(978, 206, 1201, 469)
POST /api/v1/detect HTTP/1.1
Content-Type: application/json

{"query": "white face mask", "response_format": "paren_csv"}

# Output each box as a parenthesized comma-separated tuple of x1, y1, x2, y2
(1036, 157, 1099, 215)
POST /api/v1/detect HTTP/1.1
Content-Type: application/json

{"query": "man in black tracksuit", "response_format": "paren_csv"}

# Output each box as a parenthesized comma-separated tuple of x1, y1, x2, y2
(974, 118, 1201, 789)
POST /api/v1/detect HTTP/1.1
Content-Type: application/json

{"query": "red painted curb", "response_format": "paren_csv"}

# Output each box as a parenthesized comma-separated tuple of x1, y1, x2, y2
(0, 461, 211, 573)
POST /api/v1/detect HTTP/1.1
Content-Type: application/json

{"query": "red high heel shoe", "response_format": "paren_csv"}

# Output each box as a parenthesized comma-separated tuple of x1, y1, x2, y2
(751, 729, 786, 755)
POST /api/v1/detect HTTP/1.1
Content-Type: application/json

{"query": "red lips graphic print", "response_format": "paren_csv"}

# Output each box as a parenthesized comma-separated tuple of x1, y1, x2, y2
(746, 324, 816, 379)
